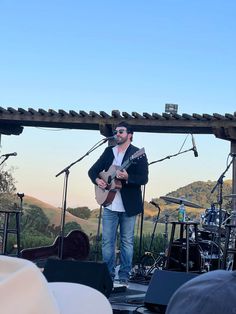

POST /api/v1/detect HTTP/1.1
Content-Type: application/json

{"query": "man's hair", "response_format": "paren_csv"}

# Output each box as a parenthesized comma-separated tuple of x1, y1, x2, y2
(115, 121, 134, 134)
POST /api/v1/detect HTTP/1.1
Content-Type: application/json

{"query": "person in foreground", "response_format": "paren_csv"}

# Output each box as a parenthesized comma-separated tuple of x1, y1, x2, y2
(0, 255, 112, 314)
(166, 269, 236, 314)
(88, 121, 148, 285)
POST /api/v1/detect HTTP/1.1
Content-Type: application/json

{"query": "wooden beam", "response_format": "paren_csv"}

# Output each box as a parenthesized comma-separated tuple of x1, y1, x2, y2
(213, 127, 236, 141)
(0, 125, 23, 135)
(0, 107, 235, 136)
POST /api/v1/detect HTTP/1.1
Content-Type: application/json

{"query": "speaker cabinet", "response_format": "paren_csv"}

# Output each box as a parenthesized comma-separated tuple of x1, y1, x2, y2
(144, 270, 198, 313)
(43, 259, 113, 298)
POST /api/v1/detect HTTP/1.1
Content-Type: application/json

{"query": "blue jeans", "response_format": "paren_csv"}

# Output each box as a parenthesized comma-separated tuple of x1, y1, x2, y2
(102, 208, 136, 280)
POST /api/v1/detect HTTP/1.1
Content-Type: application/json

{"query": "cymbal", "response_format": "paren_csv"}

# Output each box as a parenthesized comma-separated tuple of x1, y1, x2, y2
(224, 194, 236, 198)
(160, 196, 202, 208)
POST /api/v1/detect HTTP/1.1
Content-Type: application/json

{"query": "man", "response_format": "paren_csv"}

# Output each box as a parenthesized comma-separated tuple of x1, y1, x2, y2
(88, 122, 148, 285)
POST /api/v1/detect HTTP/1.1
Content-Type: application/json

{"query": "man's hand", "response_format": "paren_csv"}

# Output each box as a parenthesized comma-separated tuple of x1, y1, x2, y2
(116, 169, 128, 181)
(95, 178, 107, 189)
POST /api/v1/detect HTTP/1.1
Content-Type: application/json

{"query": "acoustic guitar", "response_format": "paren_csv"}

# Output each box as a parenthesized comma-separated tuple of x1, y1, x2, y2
(95, 148, 145, 206)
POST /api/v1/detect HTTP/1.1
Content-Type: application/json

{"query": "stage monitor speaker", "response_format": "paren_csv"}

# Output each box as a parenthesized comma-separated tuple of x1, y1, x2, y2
(43, 259, 113, 298)
(144, 270, 199, 313)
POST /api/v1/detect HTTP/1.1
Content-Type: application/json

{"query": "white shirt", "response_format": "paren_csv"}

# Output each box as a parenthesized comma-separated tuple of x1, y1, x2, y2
(106, 146, 127, 212)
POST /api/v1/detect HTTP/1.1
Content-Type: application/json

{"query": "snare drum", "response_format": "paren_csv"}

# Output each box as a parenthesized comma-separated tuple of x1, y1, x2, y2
(197, 229, 215, 241)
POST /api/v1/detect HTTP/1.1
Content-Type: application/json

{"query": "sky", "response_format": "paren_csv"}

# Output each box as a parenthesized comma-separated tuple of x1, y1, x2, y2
(0, 0, 235, 210)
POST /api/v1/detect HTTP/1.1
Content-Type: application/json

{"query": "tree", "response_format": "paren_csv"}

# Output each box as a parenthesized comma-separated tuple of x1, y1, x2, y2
(64, 221, 82, 234)
(67, 206, 91, 219)
(21, 205, 50, 234)
(0, 167, 17, 210)
(0, 167, 17, 193)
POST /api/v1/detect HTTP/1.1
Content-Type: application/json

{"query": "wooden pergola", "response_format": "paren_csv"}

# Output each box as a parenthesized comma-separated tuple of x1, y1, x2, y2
(0, 107, 236, 199)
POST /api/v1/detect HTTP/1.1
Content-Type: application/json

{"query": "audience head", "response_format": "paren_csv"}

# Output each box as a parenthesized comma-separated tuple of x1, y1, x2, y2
(166, 270, 236, 314)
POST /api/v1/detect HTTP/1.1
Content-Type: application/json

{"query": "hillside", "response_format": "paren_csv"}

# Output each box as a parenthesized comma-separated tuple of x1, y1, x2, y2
(23, 180, 233, 235)
(91, 180, 233, 220)
(145, 179, 232, 219)
(23, 195, 98, 235)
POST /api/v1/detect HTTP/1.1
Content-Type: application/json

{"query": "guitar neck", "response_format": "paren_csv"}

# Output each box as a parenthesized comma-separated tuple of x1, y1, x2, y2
(109, 148, 144, 182)
(110, 157, 132, 181)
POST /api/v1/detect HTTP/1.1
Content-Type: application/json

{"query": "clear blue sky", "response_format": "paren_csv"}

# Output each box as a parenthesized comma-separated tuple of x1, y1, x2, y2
(0, 1, 235, 210)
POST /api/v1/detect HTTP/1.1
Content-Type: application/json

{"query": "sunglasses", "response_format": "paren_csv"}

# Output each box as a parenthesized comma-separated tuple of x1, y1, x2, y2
(113, 129, 127, 135)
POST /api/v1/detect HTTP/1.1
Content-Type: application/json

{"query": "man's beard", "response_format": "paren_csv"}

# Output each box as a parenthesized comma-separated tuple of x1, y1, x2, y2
(116, 135, 128, 145)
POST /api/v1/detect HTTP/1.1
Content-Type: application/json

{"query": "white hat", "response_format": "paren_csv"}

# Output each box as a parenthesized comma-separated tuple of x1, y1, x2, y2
(0, 256, 112, 314)
(166, 270, 236, 314)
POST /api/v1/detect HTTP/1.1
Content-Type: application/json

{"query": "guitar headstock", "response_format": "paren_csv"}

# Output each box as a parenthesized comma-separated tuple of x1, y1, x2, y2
(130, 148, 145, 161)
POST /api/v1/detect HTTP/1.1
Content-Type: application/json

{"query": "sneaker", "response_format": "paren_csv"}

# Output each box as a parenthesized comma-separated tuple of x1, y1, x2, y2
(118, 279, 129, 288)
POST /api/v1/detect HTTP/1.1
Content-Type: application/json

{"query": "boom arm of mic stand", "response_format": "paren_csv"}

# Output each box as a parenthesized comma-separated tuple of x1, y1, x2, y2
(0, 156, 9, 166)
(211, 157, 234, 194)
(148, 147, 194, 166)
(55, 138, 107, 178)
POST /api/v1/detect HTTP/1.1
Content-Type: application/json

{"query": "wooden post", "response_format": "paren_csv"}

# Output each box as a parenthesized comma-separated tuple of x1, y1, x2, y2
(231, 140, 236, 212)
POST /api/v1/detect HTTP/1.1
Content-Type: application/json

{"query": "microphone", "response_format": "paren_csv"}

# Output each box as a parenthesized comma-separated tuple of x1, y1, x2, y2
(103, 135, 117, 142)
(1, 152, 17, 157)
(191, 134, 198, 157)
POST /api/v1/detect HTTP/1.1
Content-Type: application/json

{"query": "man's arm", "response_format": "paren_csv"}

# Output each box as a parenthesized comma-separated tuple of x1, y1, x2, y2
(88, 147, 112, 185)
(126, 153, 149, 186)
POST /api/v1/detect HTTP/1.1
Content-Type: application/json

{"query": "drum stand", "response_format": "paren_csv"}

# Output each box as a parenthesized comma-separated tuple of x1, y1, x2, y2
(136, 205, 171, 281)
(141, 213, 170, 279)
(221, 208, 236, 269)
(165, 221, 200, 272)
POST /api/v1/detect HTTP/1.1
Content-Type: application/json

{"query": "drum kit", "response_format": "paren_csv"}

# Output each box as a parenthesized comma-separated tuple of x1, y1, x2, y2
(146, 194, 236, 274)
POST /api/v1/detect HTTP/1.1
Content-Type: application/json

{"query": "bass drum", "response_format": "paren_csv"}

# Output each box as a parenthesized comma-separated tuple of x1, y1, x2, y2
(166, 238, 204, 272)
(198, 240, 223, 271)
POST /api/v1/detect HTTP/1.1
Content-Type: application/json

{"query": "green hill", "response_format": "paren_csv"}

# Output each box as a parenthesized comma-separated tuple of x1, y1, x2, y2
(23, 195, 98, 235)
(22, 180, 233, 236)
(148, 179, 233, 220)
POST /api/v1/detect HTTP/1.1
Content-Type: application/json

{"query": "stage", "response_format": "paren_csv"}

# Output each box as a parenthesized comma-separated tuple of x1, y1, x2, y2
(110, 281, 158, 314)
(109, 267, 202, 314)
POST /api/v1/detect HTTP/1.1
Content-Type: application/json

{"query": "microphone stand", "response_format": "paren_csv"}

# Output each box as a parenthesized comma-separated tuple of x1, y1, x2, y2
(132, 145, 195, 280)
(94, 205, 102, 262)
(148, 147, 195, 166)
(135, 184, 146, 276)
(210, 154, 235, 268)
(0, 155, 10, 166)
(55, 138, 109, 259)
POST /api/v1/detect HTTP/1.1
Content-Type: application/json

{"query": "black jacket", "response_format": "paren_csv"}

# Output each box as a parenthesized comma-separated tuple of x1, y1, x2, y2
(88, 144, 149, 217)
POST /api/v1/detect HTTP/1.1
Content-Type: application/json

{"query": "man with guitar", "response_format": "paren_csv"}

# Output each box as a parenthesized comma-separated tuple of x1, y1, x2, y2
(88, 122, 148, 286)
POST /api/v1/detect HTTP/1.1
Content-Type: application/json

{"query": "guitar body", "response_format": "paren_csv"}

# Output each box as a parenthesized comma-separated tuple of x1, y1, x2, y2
(94, 148, 145, 207)
(95, 165, 122, 206)
(20, 229, 90, 263)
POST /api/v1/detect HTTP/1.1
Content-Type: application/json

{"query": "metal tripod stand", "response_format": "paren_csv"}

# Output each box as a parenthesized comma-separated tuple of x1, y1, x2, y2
(221, 194, 236, 270)
(136, 202, 170, 281)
